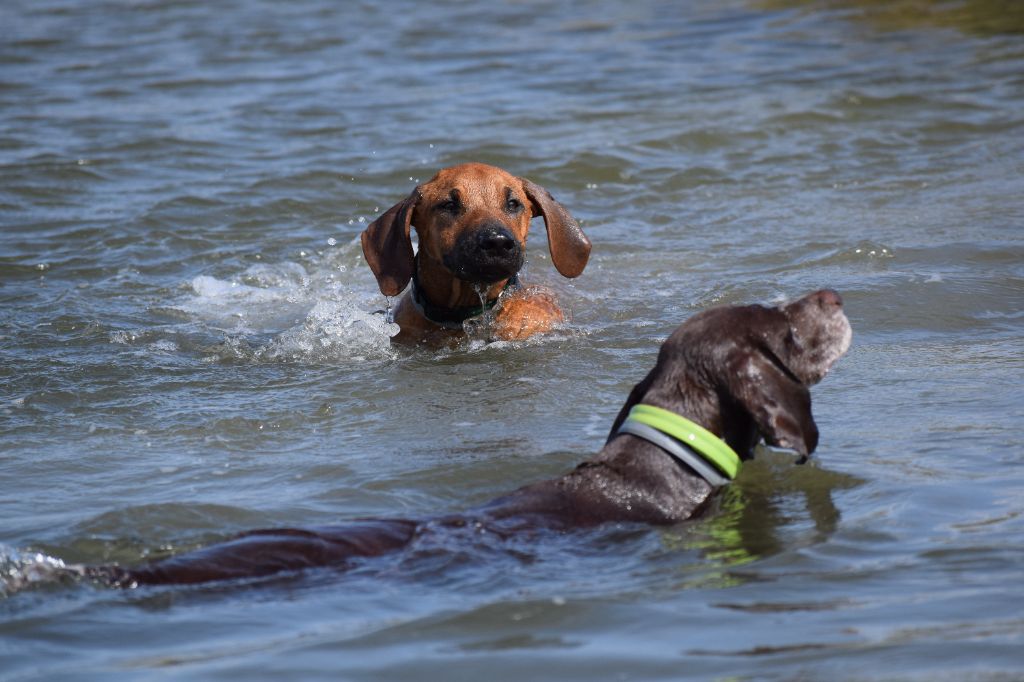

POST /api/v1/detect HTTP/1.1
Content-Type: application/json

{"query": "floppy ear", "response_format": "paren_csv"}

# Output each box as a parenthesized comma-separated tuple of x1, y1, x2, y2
(726, 352, 819, 458)
(520, 178, 591, 278)
(360, 189, 420, 296)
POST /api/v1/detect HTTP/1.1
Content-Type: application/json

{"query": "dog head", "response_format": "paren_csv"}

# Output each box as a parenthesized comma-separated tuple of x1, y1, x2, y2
(361, 163, 591, 296)
(609, 290, 852, 459)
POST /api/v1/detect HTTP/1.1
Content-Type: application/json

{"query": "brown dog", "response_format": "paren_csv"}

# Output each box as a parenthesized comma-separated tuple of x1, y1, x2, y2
(89, 290, 851, 586)
(360, 163, 591, 343)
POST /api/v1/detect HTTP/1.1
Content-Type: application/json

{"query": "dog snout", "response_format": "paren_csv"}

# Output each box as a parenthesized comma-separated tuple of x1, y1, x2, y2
(443, 220, 524, 283)
(477, 225, 518, 256)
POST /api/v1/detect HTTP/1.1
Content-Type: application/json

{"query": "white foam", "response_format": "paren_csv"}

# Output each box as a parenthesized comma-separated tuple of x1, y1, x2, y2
(0, 546, 84, 597)
(178, 239, 398, 363)
(109, 330, 136, 344)
(149, 339, 178, 353)
(257, 299, 399, 363)
(186, 273, 301, 332)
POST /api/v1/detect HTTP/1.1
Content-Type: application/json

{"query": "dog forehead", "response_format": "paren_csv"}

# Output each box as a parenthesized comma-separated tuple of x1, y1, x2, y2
(657, 305, 788, 376)
(423, 163, 522, 202)
(782, 292, 839, 342)
(671, 304, 779, 345)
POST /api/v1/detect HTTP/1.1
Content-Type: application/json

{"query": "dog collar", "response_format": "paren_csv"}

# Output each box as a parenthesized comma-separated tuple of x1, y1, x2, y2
(617, 404, 741, 486)
(410, 265, 519, 328)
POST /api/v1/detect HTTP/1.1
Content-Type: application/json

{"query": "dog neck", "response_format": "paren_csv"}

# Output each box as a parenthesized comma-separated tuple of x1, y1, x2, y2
(411, 255, 518, 326)
(614, 404, 741, 488)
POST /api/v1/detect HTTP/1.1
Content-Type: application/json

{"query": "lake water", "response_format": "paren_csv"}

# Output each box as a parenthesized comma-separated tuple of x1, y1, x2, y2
(2, 0, 1023, 679)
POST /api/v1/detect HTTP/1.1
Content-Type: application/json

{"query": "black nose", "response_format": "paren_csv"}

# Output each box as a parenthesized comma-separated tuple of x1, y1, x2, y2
(444, 222, 524, 283)
(477, 226, 517, 255)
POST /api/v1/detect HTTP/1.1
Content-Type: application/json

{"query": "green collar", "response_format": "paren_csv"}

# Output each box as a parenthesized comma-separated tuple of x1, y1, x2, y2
(621, 404, 741, 482)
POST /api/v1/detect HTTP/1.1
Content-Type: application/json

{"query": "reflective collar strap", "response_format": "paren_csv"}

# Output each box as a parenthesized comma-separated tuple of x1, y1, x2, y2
(410, 261, 519, 328)
(618, 404, 741, 484)
(617, 420, 732, 488)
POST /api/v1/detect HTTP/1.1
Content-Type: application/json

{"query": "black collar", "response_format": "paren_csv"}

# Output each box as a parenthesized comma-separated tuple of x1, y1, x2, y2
(410, 260, 519, 327)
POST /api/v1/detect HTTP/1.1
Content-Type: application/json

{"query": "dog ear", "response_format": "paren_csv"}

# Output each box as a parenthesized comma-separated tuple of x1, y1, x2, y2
(520, 178, 591, 278)
(725, 351, 819, 458)
(360, 189, 420, 296)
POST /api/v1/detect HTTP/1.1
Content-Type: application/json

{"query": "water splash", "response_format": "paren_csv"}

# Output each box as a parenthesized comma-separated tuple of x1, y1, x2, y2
(176, 238, 400, 363)
(257, 300, 399, 363)
(461, 283, 498, 341)
(0, 546, 86, 597)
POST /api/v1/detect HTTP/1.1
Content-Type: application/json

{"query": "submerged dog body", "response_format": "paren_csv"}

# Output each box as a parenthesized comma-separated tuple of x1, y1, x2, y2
(360, 163, 591, 343)
(96, 290, 850, 586)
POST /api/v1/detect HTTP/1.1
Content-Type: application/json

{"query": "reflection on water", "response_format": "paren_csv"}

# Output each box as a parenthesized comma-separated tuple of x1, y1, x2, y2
(662, 448, 865, 588)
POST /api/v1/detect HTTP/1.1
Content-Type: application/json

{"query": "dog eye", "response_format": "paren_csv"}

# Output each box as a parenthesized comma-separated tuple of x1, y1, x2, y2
(505, 197, 523, 213)
(436, 199, 460, 213)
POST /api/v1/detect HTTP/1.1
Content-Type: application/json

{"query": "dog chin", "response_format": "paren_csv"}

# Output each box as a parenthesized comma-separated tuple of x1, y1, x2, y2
(454, 266, 520, 285)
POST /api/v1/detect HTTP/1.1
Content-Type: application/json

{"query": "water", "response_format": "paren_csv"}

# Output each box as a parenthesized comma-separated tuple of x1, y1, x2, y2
(2, 0, 1023, 679)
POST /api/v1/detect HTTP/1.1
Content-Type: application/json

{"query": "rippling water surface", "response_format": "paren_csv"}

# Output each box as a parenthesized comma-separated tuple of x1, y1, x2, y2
(2, 0, 1023, 679)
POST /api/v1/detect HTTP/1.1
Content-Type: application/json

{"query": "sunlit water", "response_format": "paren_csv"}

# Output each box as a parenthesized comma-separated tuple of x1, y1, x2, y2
(2, 0, 1023, 679)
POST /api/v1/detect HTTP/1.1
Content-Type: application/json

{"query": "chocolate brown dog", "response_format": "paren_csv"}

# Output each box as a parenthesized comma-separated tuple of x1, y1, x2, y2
(361, 163, 591, 343)
(92, 290, 850, 586)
